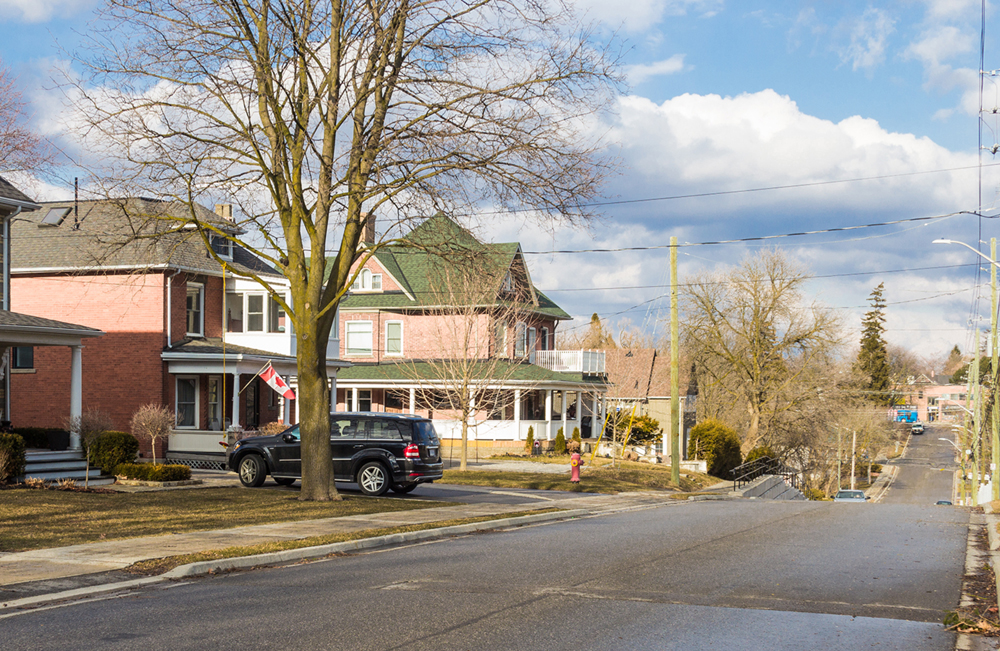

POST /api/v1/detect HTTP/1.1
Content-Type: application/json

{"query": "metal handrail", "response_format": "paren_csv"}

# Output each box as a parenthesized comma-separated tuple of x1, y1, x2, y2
(730, 456, 799, 491)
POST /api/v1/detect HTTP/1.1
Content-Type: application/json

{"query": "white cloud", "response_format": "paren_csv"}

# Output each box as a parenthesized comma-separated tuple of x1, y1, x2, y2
(570, 0, 722, 33)
(835, 7, 896, 73)
(625, 55, 687, 84)
(0, 0, 94, 23)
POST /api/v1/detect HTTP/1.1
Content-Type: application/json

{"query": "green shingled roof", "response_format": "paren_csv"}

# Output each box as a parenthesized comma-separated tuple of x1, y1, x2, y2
(338, 359, 605, 386)
(344, 214, 570, 320)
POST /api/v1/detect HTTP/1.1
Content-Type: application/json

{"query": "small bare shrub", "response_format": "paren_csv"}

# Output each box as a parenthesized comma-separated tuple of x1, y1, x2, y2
(130, 404, 174, 465)
(24, 477, 46, 489)
(56, 478, 77, 490)
(567, 440, 581, 454)
(65, 408, 115, 489)
(257, 421, 289, 437)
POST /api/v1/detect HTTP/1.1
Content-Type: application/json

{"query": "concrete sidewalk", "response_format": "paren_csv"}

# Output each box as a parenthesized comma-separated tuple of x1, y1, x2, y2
(0, 484, 676, 610)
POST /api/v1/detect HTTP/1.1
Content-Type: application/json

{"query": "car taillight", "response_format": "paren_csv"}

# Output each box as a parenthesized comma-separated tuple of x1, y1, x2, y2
(404, 443, 420, 459)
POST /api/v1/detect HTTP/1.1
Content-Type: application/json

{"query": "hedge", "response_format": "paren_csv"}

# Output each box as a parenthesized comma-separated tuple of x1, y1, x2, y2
(115, 463, 191, 482)
(11, 427, 65, 449)
(0, 432, 26, 481)
(89, 431, 140, 474)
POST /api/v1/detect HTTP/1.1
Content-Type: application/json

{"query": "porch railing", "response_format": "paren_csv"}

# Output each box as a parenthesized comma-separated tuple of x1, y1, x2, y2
(530, 350, 605, 375)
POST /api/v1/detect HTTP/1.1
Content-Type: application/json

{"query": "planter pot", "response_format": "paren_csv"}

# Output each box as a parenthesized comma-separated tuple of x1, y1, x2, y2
(47, 430, 70, 451)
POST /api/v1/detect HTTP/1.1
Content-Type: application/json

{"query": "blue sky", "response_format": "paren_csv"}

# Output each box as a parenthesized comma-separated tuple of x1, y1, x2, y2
(1, 0, 998, 365)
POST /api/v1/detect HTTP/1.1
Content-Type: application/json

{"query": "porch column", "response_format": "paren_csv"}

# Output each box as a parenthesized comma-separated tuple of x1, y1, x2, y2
(409, 388, 415, 414)
(514, 389, 521, 440)
(351, 387, 359, 411)
(544, 390, 552, 439)
(231, 371, 241, 429)
(573, 391, 582, 437)
(560, 390, 568, 440)
(69, 345, 83, 450)
(591, 393, 599, 438)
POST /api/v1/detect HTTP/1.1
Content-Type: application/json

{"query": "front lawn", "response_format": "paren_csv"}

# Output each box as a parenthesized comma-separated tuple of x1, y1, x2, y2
(440, 459, 715, 493)
(0, 487, 448, 552)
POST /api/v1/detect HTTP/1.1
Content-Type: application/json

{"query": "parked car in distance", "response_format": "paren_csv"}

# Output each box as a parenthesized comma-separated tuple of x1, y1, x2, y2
(228, 412, 443, 496)
(911, 422, 925, 435)
(936, 500, 953, 506)
(833, 490, 869, 502)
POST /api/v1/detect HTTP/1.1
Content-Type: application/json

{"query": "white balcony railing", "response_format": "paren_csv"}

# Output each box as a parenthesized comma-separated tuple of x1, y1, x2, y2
(530, 349, 605, 375)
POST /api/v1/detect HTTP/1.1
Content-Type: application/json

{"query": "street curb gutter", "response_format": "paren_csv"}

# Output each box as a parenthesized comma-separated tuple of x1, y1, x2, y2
(957, 506, 1000, 651)
(0, 509, 587, 613)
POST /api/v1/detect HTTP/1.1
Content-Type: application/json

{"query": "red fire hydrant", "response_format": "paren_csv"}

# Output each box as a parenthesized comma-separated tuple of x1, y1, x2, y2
(570, 452, 582, 483)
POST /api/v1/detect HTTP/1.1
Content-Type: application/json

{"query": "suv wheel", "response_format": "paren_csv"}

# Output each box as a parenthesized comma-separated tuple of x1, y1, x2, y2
(391, 483, 417, 494)
(238, 454, 267, 488)
(357, 461, 390, 496)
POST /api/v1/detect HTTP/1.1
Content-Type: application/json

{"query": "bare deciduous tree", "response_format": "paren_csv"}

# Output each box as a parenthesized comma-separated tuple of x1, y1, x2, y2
(0, 61, 54, 181)
(68, 0, 619, 500)
(683, 249, 842, 455)
(130, 403, 174, 465)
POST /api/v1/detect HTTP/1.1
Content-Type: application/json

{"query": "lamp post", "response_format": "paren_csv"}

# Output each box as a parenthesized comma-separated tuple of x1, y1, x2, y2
(934, 237, 999, 500)
(941, 436, 969, 505)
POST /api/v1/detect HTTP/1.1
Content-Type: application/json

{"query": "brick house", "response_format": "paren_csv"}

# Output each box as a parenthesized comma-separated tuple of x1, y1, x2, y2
(335, 214, 608, 454)
(0, 178, 104, 450)
(9, 197, 346, 461)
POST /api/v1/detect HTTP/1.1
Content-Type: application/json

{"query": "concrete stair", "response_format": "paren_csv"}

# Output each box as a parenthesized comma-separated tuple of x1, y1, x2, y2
(19, 450, 116, 486)
(732, 474, 807, 500)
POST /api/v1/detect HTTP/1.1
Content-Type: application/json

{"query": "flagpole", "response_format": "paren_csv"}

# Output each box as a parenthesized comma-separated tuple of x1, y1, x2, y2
(241, 360, 274, 394)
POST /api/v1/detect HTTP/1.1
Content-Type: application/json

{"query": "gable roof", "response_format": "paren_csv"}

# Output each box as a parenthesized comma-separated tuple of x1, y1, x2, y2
(11, 198, 281, 279)
(342, 214, 569, 319)
(604, 348, 656, 400)
(0, 176, 40, 212)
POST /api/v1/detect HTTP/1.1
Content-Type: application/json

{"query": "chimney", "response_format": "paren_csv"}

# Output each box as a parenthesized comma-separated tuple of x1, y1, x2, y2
(214, 204, 234, 222)
(361, 212, 375, 244)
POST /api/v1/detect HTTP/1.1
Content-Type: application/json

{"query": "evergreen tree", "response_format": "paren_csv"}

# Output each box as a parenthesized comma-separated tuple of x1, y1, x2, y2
(855, 283, 891, 405)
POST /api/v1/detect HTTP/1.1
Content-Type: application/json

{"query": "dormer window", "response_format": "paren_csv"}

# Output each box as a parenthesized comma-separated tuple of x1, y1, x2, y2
(210, 234, 233, 260)
(351, 268, 383, 291)
(502, 271, 513, 293)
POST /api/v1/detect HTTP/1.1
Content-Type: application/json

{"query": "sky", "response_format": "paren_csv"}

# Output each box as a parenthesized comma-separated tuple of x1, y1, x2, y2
(1, 0, 999, 368)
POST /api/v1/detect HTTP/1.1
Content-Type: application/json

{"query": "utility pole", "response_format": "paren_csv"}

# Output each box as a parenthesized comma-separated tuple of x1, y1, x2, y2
(670, 235, 681, 485)
(850, 430, 857, 491)
(973, 329, 981, 506)
(993, 238, 999, 500)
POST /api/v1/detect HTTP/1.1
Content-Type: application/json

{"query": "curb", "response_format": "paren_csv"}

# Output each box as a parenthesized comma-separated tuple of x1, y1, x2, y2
(0, 509, 587, 613)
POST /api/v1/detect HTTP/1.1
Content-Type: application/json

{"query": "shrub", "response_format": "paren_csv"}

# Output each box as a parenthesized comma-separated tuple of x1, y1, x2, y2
(115, 463, 191, 482)
(744, 445, 775, 465)
(554, 427, 566, 454)
(10, 427, 50, 448)
(804, 487, 826, 501)
(257, 421, 288, 437)
(572, 427, 581, 444)
(567, 439, 581, 454)
(0, 432, 26, 481)
(130, 404, 174, 465)
(687, 419, 743, 478)
(525, 426, 535, 453)
(89, 431, 140, 475)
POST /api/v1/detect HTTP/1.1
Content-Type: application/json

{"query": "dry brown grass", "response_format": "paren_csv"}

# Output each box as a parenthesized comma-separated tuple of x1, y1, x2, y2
(0, 486, 449, 552)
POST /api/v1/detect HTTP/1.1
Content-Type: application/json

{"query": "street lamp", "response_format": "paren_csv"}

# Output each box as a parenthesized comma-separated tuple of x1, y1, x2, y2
(933, 239, 1000, 268)
(940, 437, 970, 505)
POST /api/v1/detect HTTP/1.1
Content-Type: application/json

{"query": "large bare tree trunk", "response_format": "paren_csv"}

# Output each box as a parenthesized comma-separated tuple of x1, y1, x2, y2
(296, 315, 339, 501)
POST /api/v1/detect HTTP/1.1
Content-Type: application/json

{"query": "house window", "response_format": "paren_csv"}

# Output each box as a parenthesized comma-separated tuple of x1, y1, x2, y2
(514, 322, 527, 357)
(541, 327, 549, 351)
(226, 293, 243, 332)
(351, 268, 383, 291)
(11, 346, 33, 369)
(502, 271, 513, 292)
(210, 235, 233, 260)
(358, 389, 372, 412)
(386, 321, 403, 356)
(494, 320, 508, 358)
(268, 296, 286, 332)
(528, 327, 536, 353)
(176, 377, 199, 428)
(207, 376, 222, 431)
(247, 294, 264, 331)
(346, 321, 373, 356)
(186, 283, 204, 336)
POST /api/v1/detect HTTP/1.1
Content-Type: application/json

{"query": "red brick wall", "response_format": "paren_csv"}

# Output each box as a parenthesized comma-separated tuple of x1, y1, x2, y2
(11, 272, 168, 436)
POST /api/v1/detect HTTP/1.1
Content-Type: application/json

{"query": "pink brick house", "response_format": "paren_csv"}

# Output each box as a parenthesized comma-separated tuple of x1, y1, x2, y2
(335, 215, 608, 452)
(9, 197, 346, 463)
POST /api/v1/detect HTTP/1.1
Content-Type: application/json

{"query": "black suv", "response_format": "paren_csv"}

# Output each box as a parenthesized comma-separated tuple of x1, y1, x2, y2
(228, 412, 443, 496)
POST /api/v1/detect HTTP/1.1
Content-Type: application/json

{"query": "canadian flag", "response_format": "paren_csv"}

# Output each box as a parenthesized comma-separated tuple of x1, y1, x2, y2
(260, 362, 296, 400)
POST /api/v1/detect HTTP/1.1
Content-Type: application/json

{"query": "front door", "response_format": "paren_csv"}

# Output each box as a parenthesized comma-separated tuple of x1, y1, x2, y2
(245, 383, 259, 430)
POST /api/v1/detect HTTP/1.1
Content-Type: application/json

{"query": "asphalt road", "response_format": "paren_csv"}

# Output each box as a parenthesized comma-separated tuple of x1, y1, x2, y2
(5, 432, 972, 650)
(881, 424, 959, 506)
